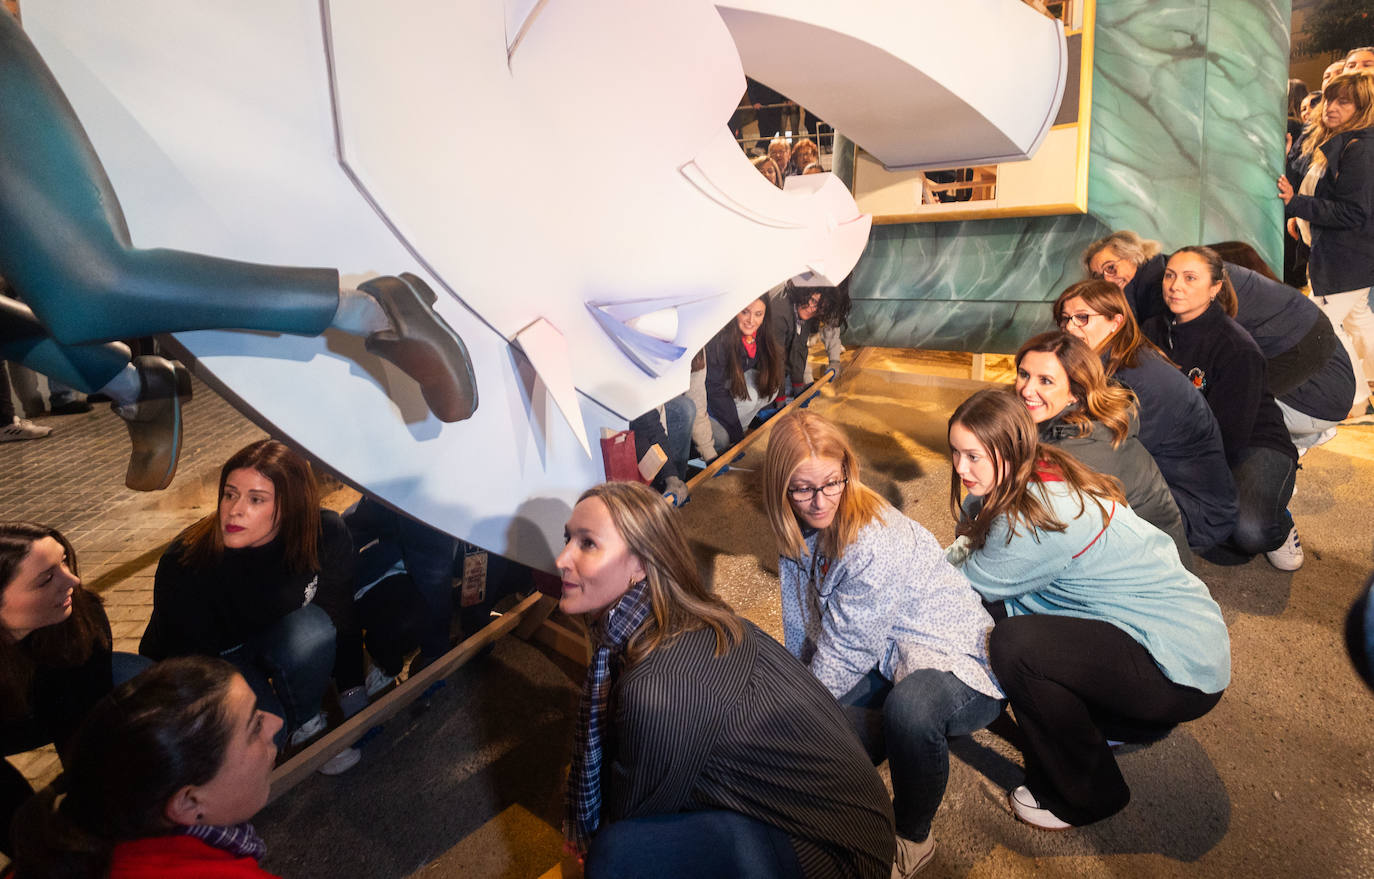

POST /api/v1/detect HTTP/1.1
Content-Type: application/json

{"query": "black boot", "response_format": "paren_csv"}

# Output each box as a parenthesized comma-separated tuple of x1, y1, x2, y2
(112, 355, 185, 491)
(359, 274, 478, 423)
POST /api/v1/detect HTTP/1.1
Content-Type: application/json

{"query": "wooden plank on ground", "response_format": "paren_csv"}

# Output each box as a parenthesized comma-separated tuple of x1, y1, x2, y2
(267, 591, 544, 801)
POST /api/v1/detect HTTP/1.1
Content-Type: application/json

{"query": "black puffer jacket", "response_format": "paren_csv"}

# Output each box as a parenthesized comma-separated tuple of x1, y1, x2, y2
(1037, 408, 1192, 565)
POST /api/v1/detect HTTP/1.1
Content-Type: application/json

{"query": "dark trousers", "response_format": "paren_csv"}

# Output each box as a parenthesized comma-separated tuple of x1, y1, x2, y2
(587, 810, 803, 879)
(1213, 445, 1296, 561)
(839, 668, 1004, 842)
(989, 615, 1223, 825)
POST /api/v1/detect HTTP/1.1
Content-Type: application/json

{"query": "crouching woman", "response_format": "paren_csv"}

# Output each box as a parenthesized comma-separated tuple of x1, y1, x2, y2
(947, 389, 1229, 829)
(558, 481, 894, 879)
(12, 656, 284, 877)
(762, 411, 1003, 876)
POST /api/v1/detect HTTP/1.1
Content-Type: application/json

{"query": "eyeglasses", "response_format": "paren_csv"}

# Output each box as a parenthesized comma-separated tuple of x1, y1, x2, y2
(1057, 312, 1101, 328)
(787, 478, 848, 502)
(1091, 259, 1125, 280)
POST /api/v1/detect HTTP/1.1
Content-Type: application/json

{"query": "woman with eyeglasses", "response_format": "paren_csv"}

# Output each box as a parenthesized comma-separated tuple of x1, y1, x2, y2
(1085, 230, 1355, 440)
(1141, 247, 1303, 571)
(1051, 280, 1237, 552)
(768, 279, 850, 398)
(947, 388, 1229, 830)
(762, 411, 1003, 876)
(1013, 332, 1192, 565)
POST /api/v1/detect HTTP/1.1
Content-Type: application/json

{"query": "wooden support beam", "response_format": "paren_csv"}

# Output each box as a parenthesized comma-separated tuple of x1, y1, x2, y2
(266, 591, 544, 801)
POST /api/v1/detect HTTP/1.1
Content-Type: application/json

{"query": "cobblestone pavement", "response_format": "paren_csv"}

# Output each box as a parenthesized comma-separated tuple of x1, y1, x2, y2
(0, 376, 265, 788)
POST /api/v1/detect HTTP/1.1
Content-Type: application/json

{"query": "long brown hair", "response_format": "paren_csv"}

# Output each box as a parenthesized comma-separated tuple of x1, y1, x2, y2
(1206, 240, 1280, 282)
(948, 388, 1126, 551)
(177, 440, 321, 573)
(1015, 332, 1137, 447)
(762, 411, 888, 563)
(578, 482, 742, 663)
(1300, 73, 1374, 168)
(0, 522, 109, 725)
(1168, 245, 1238, 318)
(1051, 279, 1170, 375)
(716, 296, 784, 401)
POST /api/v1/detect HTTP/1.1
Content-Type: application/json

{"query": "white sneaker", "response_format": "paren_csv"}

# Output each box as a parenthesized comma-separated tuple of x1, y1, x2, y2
(1266, 525, 1304, 571)
(0, 417, 52, 442)
(1009, 785, 1072, 831)
(317, 746, 361, 776)
(364, 665, 396, 698)
(288, 711, 328, 747)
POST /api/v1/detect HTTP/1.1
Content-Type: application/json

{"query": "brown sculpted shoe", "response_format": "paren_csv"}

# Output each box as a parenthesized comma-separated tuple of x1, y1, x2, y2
(360, 273, 478, 422)
(112, 355, 183, 491)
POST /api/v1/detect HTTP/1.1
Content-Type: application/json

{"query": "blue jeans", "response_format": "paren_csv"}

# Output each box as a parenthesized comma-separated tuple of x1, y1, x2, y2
(587, 810, 802, 879)
(839, 668, 1004, 842)
(661, 393, 695, 483)
(111, 650, 153, 686)
(346, 496, 458, 661)
(224, 604, 336, 742)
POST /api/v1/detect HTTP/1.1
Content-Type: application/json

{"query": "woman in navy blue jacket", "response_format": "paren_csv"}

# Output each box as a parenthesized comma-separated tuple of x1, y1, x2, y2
(1083, 230, 1355, 443)
(1050, 281, 1237, 552)
(1280, 73, 1374, 417)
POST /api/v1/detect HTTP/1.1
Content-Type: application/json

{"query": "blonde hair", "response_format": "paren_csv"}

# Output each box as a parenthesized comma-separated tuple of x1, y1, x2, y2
(948, 388, 1126, 551)
(577, 482, 742, 662)
(1081, 230, 1162, 277)
(1015, 331, 1138, 447)
(1301, 73, 1374, 169)
(762, 411, 888, 563)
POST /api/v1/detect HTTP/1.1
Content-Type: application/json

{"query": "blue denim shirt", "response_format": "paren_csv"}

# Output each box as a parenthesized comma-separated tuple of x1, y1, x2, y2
(780, 504, 1001, 700)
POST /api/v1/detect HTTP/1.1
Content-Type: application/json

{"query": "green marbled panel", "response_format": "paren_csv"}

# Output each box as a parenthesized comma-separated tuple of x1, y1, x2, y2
(843, 0, 1293, 355)
(1085, 0, 1207, 243)
(1199, 0, 1291, 267)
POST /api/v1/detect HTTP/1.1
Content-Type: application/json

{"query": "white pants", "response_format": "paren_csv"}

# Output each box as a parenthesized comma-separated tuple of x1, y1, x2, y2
(1314, 287, 1374, 407)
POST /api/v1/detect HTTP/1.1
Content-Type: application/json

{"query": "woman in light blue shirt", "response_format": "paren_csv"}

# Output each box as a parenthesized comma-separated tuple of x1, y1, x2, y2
(947, 388, 1229, 831)
(764, 411, 1003, 876)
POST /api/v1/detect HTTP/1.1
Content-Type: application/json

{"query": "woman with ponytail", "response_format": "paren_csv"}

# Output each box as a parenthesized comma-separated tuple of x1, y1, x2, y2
(11, 655, 282, 878)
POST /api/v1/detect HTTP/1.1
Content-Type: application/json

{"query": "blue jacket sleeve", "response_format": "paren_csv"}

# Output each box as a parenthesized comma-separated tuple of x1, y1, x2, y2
(1286, 138, 1373, 230)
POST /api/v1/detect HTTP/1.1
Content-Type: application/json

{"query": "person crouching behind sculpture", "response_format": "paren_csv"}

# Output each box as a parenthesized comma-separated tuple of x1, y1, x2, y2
(11, 656, 284, 878)
(761, 411, 1004, 878)
(557, 481, 894, 879)
(140, 440, 362, 766)
(947, 388, 1229, 830)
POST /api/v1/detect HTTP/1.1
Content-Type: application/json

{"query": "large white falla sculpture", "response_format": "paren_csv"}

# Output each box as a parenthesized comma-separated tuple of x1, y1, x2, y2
(22, 0, 1064, 569)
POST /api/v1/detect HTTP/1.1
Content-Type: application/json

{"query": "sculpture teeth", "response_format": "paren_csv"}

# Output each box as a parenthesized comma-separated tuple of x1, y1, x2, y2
(514, 317, 591, 457)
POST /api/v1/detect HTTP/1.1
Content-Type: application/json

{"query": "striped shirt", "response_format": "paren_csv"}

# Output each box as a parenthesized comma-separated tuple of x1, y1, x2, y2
(602, 622, 895, 878)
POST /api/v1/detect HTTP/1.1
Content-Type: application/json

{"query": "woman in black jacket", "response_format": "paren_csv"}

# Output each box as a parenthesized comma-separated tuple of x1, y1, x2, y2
(1142, 247, 1302, 571)
(1051, 281, 1237, 551)
(0, 521, 149, 858)
(1280, 72, 1374, 418)
(140, 440, 361, 764)
(1013, 332, 1192, 565)
(1084, 230, 1355, 438)
(704, 295, 785, 449)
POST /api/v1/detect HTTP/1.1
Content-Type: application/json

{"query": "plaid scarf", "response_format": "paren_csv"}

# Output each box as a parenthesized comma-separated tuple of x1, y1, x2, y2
(565, 579, 653, 849)
(182, 821, 268, 862)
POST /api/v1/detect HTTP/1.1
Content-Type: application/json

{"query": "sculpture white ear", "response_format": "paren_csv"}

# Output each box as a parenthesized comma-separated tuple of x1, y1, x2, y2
(515, 317, 591, 456)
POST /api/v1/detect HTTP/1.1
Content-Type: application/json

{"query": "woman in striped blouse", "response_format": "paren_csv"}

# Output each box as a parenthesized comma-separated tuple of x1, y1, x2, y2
(556, 481, 894, 879)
